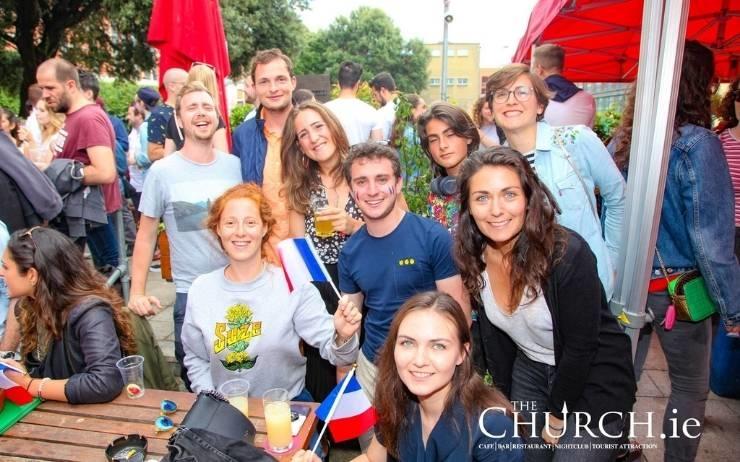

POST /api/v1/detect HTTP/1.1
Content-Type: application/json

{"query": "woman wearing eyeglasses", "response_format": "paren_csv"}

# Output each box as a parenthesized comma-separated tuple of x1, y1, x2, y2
(0, 226, 135, 403)
(485, 65, 625, 301)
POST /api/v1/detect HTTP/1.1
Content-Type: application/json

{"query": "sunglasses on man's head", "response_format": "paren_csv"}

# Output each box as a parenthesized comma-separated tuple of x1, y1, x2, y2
(190, 61, 215, 71)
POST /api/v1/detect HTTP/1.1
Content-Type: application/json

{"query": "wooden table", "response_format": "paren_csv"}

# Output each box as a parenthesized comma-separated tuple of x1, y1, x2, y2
(0, 389, 318, 461)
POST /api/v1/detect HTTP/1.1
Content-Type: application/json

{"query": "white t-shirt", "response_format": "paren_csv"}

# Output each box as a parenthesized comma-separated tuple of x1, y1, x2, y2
(480, 271, 555, 366)
(376, 101, 397, 142)
(544, 91, 596, 128)
(138, 150, 241, 292)
(127, 127, 145, 192)
(324, 98, 382, 146)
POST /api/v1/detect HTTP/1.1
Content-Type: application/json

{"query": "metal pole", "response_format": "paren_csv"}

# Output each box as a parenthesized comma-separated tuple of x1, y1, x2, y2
(441, 0, 450, 101)
(609, 0, 689, 357)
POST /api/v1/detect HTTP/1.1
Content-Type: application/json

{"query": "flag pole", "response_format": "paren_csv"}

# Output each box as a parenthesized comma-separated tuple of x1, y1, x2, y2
(310, 364, 357, 455)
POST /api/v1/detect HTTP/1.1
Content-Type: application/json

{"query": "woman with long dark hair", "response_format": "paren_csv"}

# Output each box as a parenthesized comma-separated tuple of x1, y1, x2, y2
(454, 147, 635, 461)
(293, 291, 522, 462)
(280, 101, 364, 400)
(0, 226, 135, 403)
(485, 64, 625, 301)
(611, 41, 739, 461)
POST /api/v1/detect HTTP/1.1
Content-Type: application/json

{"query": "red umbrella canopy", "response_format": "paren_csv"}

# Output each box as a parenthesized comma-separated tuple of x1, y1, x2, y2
(147, 0, 232, 130)
(513, 0, 739, 82)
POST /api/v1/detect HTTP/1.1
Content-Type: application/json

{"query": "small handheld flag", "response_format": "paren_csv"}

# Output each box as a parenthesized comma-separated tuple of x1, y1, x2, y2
(313, 366, 376, 447)
(0, 362, 34, 405)
(277, 237, 340, 298)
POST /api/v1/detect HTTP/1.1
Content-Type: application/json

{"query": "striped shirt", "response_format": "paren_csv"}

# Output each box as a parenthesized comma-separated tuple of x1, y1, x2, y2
(719, 129, 740, 226)
(522, 150, 536, 171)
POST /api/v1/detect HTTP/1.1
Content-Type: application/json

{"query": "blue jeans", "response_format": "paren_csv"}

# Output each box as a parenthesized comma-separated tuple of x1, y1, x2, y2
(87, 212, 120, 268)
(174, 292, 191, 391)
(511, 351, 624, 462)
(633, 291, 711, 462)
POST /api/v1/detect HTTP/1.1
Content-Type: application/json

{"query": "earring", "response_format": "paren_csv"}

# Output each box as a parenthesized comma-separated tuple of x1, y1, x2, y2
(302, 154, 309, 168)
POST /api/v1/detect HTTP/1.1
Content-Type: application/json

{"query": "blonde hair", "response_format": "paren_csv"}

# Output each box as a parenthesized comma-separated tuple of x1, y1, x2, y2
(175, 81, 214, 116)
(36, 99, 65, 143)
(187, 64, 220, 113)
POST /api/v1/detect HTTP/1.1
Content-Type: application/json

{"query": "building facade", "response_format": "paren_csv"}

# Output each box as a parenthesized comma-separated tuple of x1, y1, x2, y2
(422, 42, 481, 112)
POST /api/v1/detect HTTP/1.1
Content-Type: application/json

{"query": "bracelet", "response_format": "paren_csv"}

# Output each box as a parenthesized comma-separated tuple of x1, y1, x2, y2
(25, 378, 35, 392)
(37, 377, 51, 400)
(335, 334, 352, 347)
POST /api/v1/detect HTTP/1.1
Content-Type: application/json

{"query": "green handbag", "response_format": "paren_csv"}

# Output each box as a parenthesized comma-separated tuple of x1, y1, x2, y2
(667, 270, 717, 322)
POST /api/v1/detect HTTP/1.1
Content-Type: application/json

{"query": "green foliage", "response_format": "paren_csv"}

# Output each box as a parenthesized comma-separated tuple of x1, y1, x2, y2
(0, 86, 20, 114)
(99, 80, 144, 119)
(229, 103, 255, 128)
(393, 94, 431, 216)
(221, 0, 309, 78)
(296, 7, 430, 93)
(593, 106, 622, 142)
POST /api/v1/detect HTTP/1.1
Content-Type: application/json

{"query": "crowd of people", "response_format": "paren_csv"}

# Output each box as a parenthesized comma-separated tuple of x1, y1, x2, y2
(0, 39, 737, 462)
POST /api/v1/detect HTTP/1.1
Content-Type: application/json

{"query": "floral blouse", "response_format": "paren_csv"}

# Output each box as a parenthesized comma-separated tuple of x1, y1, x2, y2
(304, 185, 363, 264)
(428, 191, 460, 234)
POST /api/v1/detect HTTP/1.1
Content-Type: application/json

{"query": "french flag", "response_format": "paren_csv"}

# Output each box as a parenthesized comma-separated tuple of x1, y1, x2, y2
(316, 371, 376, 442)
(277, 237, 338, 295)
(0, 363, 34, 405)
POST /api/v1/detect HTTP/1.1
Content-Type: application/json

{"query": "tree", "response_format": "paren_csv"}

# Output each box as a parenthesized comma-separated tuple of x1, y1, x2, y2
(0, 0, 154, 115)
(295, 7, 430, 94)
(221, 0, 308, 78)
(0, 0, 308, 115)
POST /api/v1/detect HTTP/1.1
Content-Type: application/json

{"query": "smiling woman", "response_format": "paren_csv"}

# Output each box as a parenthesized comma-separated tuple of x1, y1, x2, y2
(181, 183, 362, 402)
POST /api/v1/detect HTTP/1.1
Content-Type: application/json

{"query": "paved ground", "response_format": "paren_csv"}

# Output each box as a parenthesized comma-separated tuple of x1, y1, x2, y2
(145, 270, 738, 461)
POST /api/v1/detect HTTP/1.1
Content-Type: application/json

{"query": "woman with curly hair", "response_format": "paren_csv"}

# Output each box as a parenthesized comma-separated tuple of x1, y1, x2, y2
(181, 183, 361, 400)
(613, 42, 739, 461)
(0, 226, 135, 403)
(293, 291, 522, 462)
(454, 147, 635, 461)
(715, 78, 740, 258)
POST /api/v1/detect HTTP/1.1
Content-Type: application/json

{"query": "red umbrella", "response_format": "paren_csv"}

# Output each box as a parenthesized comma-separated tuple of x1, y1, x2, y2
(147, 0, 232, 133)
(513, 0, 739, 82)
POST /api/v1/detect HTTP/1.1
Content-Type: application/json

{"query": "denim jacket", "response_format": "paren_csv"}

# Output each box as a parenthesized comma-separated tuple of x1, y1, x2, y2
(534, 122, 626, 300)
(232, 106, 268, 184)
(655, 124, 739, 327)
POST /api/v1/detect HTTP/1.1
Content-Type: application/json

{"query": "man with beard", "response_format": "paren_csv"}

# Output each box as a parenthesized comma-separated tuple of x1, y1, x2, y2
(232, 49, 296, 257)
(338, 142, 470, 423)
(35, 58, 119, 252)
(128, 82, 241, 388)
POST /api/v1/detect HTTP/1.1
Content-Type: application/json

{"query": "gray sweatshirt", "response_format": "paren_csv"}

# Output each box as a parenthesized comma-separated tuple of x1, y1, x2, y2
(182, 265, 359, 398)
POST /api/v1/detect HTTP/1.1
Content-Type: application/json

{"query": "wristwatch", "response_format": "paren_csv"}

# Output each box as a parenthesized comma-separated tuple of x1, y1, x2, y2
(79, 166, 85, 178)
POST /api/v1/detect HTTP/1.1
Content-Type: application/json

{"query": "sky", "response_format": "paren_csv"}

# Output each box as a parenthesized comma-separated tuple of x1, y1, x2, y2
(300, 0, 539, 68)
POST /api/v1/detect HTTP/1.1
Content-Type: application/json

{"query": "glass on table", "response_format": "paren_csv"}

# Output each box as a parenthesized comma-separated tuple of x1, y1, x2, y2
(263, 387, 293, 453)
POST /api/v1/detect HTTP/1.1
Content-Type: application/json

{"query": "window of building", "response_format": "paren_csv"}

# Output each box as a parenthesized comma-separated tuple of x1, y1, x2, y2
(457, 49, 469, 56)
(447, 49, 456, 57)
(432, 50, 441, 57)
(457, 78, 468, 86)
(430, 78, 441, 86)
(446, 78, 455, 86)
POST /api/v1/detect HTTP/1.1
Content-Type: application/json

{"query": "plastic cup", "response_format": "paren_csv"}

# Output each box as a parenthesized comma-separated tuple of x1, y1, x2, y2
(218, 378, 250, 417)
(263, 388, 292, 453)
(116, 355, 145, 399)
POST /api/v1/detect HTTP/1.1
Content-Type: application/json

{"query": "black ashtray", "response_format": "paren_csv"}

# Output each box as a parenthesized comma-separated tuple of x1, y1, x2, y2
(105, 434, 148, 462)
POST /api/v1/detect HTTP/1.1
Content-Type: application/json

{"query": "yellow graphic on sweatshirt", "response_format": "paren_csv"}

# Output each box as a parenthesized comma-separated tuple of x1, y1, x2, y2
(214, 303, 261, 371)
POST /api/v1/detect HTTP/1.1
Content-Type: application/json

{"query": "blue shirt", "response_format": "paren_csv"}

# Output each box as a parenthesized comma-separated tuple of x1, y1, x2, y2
(533, 122, 626, 300)
(389, 402, 523, 462)
(147, 104, 174, 145)
(339, 213, 458, 362)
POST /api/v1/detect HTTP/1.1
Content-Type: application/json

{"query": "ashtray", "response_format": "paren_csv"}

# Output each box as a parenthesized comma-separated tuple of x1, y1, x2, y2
(105, 434, 148, 462)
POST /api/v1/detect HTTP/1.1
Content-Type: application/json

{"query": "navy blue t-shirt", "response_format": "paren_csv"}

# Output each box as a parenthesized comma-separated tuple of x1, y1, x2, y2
(338, 212, 458, 362)
(385, 402, 524, 462)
